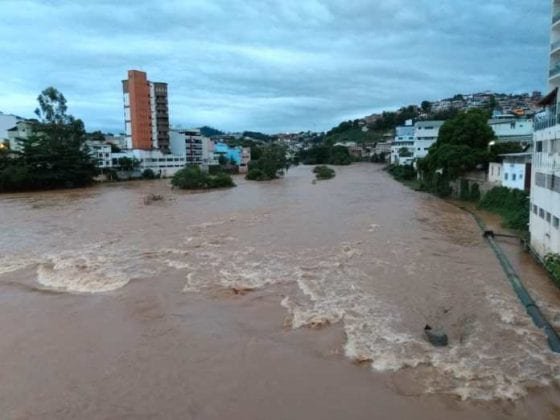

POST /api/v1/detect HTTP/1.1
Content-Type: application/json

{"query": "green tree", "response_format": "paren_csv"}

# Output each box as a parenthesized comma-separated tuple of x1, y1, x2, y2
(172, 165, 234, 189)
(117, 157, 140, 171)
(418, 109, 495, 196)
(218, 154, 228, 166)
(246, 144, 287, 181)
(421, 100, 432, 113)
(0, 87, 97, 192)
(34, 86, 70, 124)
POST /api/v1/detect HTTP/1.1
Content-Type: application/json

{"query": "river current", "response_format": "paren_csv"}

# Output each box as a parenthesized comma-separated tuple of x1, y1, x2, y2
(1, 164, 559, 418)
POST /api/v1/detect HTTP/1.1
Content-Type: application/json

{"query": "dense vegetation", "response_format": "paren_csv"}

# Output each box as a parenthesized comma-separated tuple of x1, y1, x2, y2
(246, 144, 288, 181)
(544, 254, 560, 287)
(171, 166, 234, 190)
(478, 186, 529, 231)
(198, 126, 224, 137)
(323, 105, 461, 146)
(0, 87, 97, 192)
(297, 145, 352, 165)
(242, 131, 272, 142)
(313, 165, 335, 180)
(386, 164, 416, 181)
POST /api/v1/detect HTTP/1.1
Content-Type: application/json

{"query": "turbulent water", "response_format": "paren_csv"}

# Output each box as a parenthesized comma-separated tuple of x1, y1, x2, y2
(1, 164, 559, 406)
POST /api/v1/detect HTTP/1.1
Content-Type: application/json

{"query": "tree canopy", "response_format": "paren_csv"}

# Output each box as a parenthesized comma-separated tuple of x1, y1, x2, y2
(246, 144, 288, 181)
(417, 109, 495, 196)
(0, 87, 97, 192)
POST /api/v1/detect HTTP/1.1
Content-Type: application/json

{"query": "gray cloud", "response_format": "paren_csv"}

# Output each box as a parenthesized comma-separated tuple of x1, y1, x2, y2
(0, 0, 550, 133)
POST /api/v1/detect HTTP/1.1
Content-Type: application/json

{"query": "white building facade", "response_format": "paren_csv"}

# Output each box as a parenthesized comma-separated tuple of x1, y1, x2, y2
(413, 120, 444, 160)
(390, 122, 415, 165)
(529, 0, 560, 258)
(0, 112, 21, 147)
(501, 153, 531, 191)
(488, 116, 533, 145)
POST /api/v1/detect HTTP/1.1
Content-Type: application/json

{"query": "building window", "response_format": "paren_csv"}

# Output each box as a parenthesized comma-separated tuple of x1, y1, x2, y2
(554, 217, 559, 229)
(512, 174, 516, 181)
(536, 141, 543, 152)
(505, 173, 509, 180)
(540, 208, 545, 219)
(533, 204, 538, 215)
(547, 212, 552, 223)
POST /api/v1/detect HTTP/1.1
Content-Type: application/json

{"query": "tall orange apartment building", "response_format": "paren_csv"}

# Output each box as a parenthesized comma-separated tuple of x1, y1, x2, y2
(122, 70, 169, 152)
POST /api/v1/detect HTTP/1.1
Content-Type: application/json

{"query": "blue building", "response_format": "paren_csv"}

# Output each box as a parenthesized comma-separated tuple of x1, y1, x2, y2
(214, 142, 242, 165)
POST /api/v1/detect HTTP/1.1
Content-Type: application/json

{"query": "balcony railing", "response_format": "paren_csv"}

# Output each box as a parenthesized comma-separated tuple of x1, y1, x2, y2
(550, 64, 560, 78)
(552, 40, 560, 52)
(554, 12, 560, 24)
(534, 105, 560, 131)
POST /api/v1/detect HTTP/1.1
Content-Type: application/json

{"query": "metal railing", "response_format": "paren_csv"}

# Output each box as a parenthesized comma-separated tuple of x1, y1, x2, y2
(534, 105, 560, 131)
(550, 65, 560, 78)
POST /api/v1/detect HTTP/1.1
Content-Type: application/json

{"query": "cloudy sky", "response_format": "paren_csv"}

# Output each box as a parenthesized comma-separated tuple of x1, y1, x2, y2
(0, 0, 551, 133)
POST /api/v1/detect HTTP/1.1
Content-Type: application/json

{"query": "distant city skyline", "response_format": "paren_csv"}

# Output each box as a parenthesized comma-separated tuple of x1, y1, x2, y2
(0, 1, 551, 134)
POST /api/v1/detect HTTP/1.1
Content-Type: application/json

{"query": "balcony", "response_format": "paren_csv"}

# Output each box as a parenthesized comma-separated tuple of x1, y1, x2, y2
(552, 40, 560, 53)
(534, 105, 560, 131)
(550, 63, 560, 78)
(554, 12, 560, 25)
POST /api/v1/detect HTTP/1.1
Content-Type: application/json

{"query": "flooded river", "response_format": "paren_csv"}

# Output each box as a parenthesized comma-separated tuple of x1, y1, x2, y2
(1, 164, 559, 419)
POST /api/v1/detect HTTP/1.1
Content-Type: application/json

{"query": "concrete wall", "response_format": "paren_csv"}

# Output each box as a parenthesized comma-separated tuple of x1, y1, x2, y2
(488, 163, 502, 185)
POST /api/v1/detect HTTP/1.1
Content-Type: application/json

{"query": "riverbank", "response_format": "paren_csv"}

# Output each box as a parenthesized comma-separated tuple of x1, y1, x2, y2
(1, 164, 560, 418)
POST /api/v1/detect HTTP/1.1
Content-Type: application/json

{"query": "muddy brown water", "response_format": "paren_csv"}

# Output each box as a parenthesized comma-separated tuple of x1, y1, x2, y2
(1, 164, 559, 419)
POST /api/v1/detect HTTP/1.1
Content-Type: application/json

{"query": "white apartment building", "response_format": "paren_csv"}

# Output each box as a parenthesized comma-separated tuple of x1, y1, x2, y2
(529, 0, 560, 257)
(0, 112, 21, 147)
(413, 120, 444, 160)
(390, 121, 415, 165)
(6, 120, 34, 151)
(111, 149, 187, 177)
(87, 142, 113, 169)
(169, 128, 216, 166)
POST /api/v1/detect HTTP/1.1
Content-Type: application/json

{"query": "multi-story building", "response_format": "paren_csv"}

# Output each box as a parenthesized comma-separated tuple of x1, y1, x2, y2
(488, 115, 533, 146)
(122, 70, 169, 152)
(413, 120, 444, 160)
(6, 120, 35, 151)
(0, 112, 21, 148)
(390, 121, 415, 165)
(87, 141, 113, 169)
(529, 0, 560, 257)
(170, 128, 208, 165)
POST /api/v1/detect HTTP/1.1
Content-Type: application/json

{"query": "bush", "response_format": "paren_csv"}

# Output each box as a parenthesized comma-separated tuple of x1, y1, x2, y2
(246, 168, 267, 181)
(171, 166, 235, 190)
(544, 254, 560, 288)
(387, 164, 416, 181)
(478, 186, 529, 231)
(142, 168, 156, 179)
(207, 172, 235, 188)
(313, 165, 336, 180)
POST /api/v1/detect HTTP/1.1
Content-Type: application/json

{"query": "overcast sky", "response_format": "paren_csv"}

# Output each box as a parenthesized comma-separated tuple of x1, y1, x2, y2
(0, 0, 551, 134)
